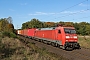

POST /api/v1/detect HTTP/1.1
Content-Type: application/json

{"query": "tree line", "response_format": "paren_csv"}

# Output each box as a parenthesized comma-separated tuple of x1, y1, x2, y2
(1, 17, 89, 36)
(22, 18, 90, 35)
(0, 17, 14, 32)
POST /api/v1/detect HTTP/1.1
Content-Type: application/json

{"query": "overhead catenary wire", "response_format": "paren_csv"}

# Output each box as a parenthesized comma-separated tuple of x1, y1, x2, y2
(52, 0, 90, 21)
(39, 0, 88, 22)
(57, 0, 88, 13)
(55, 9, 90, 19)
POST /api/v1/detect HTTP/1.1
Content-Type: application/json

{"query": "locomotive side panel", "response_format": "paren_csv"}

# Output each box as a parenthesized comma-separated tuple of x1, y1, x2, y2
(35, 29, 63, 45)
(35, 30, 56, 40)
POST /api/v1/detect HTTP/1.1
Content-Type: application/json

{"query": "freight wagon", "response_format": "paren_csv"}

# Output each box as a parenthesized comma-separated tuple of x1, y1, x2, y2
(27, 28, 36, 38)
(34, 26, 80, 50)
(17, 28, 36, 38)
(17, 30, 24, 35)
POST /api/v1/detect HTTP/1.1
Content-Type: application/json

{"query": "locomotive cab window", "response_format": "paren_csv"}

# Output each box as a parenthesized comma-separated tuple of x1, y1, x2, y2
(64, 28, 76, 34)
(58, 30, 61, 34)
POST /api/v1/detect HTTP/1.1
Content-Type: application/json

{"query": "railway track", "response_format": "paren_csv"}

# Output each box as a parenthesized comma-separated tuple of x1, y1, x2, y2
(18, 35, 90, 60)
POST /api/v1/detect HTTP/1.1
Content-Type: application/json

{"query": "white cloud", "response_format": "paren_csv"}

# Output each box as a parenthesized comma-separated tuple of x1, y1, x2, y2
(0, 17, 8, 18)
(61, 11, 76, 14)
(36, 12, 45, 14)
(28, 10, 90, 16)
(28, 12, 60, 16)
(61, 9, 90, 14)
(29, 12, 47, 15)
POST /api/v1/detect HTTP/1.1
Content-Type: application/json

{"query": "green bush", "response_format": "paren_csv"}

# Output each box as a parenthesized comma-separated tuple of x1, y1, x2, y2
(2, 31, 17, 38)
(2, 31, 10, 37)
(10, 32, 17, 38)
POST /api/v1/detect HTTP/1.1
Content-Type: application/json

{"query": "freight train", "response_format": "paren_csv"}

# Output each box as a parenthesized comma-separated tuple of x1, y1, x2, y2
(17, 25, 80, 50)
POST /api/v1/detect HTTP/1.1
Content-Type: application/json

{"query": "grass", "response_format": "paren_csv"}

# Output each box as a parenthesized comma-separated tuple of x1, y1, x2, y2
(0, 36, 68, 60)
(78, 35, 90, 49)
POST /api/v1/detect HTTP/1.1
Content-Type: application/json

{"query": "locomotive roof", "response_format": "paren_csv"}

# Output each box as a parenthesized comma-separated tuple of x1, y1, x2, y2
(38, 27, 56, 30)
(37, 26, 75, 30)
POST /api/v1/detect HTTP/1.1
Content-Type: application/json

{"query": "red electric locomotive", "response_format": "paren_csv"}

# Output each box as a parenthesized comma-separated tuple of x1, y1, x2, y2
(34, 26, 80, 50)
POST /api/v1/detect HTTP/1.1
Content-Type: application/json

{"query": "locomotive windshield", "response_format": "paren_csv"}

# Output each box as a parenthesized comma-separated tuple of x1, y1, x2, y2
(64, 28, 76, 34)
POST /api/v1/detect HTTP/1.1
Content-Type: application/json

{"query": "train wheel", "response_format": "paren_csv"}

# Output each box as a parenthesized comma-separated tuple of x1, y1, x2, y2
(65, 46, 73, 51)
(47, 41, 50, 45)
(51, 42, 56, 47)
(57, 44, 61, 48)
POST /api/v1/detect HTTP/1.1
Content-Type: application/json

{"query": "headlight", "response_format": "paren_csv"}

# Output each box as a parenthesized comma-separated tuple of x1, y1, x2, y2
(74, 36, 77, 38)
(66, 36, 70, 38)
(66, 40, 68, 41)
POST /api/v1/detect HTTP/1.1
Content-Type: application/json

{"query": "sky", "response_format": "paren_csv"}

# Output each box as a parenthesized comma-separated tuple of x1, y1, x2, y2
(0, 0, 90, 29)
